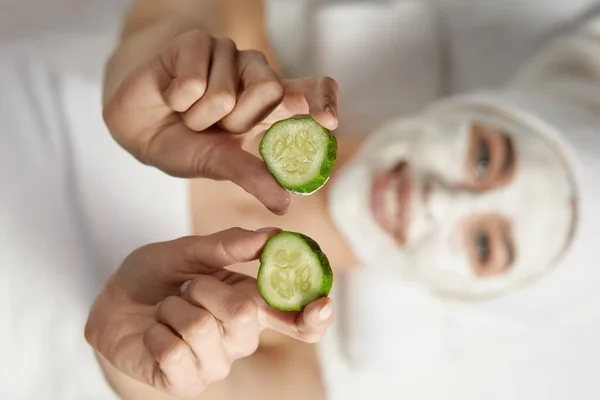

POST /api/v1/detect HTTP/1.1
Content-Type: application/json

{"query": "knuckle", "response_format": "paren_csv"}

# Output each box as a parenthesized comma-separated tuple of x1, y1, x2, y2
(217, 37, 237, 51)
(83, 318, 98, 348)
(208, 361, 232, 382)
(312, 333, 326, 344)
(218, 119, 244, 134)
(101, 77, 130, 129)
(249, 338, 260, 355)
(227, 296, 258, 323)
(303, 333, 323, 344)
(257, 79, 285, 104)
(122, 245, 147, 267)
(101, 100, 117, 129)
(243, 49, 268, 63)
(181, 237, 204, 265)
(297, 328, 324, 344)
(159, 295, 180, 313)
(144, 324, 187, 365)
(180, 111, 202, 132)
(179, 29, 209, 45)
(216, 237, 239, 265)
(230, 341, 258, 360)
(321, 75, 339, 90)
(159, 341, 188, 365)
(102, 98, 131, 150)
(185, 310, 218, 339)
(218, 362, 232, 381)
(212, 91, 236, 115)
(224, 226, 248, 235)
(241, 334, 261, 357)
(224, 79, 283, 134)
(181, 106, 216, 133)
(136, 135, 155, 166)
(185, 276, 206, 298)
(175, 75, 207, 98)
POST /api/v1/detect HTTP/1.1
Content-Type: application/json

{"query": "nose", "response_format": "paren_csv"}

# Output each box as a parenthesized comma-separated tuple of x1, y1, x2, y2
(423, 175, 478, 223)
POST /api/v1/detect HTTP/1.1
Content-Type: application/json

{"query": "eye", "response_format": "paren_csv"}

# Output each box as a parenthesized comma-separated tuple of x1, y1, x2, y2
(475, 137, 491, 177)
(475, 230, 490, 264)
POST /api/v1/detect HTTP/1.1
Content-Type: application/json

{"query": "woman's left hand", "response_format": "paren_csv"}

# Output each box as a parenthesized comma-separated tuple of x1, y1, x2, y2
(85, 228, 334, 398)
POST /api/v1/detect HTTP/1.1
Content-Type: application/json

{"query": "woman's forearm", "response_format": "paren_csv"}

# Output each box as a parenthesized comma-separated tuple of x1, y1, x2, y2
(104, 0, 279, 103)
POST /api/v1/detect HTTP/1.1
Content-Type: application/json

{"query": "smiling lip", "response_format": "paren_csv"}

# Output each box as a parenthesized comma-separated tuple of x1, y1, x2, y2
(370, 161, 412, 244)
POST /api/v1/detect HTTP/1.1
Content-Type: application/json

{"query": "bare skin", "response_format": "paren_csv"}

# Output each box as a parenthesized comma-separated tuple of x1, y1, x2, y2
(95, 1, 358, 399)
(95, 110, 363, 400)
(94, 135, 362, 400)
(189, 136, 362, 273)
(184, 136, 363, 399)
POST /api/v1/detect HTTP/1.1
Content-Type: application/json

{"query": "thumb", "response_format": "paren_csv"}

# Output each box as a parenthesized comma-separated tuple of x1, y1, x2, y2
(202, 140, 290, 215)
(234, 279, 334, 344)
(114, 228, 281, 304)
(183, 229, 334, 344)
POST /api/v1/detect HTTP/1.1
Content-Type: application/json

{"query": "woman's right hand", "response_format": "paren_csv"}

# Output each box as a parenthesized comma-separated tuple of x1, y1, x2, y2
(103, 29, 339, 215)
(85, 228, 334, 398)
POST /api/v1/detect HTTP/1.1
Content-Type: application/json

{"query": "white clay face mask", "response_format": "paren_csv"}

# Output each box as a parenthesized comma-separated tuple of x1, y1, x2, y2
(329, 110, 574, 298)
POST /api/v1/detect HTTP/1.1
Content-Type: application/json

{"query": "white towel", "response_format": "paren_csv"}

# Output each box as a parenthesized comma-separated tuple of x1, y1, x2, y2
(318, 19, 600, 399)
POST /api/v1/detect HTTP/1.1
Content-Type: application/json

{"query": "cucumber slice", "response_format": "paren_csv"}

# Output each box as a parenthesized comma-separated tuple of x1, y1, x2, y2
(257, 231, 333, 311)
(260, 117, 337, 195)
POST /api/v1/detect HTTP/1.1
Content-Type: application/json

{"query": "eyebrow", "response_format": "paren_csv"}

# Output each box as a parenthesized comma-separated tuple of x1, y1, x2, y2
(501, 134, 514, 174)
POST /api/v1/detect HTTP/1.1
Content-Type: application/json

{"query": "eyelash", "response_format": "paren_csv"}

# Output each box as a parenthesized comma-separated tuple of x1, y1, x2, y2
(475, 137, 491, 178)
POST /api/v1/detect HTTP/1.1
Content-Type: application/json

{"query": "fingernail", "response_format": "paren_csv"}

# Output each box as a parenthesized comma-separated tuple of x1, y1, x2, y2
(154, 301, 162, 313)
(325, 105, 337, 119)
(256, 227, 281, 233)
(318, 303, 332, 322)
(180, 280, 191, 294)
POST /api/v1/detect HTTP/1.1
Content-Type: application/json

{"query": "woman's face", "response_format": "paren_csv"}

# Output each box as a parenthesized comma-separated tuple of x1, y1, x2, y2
(329, 110, 575, 298)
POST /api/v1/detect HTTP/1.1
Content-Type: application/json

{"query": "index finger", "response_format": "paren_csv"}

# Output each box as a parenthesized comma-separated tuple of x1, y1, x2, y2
(181, 227, 282, 270)
(219, 50, 285, 134)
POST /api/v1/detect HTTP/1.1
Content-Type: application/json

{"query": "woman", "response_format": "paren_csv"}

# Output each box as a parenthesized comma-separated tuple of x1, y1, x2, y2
(3, 0, 600, 399)
(87, 0, 600, 399)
